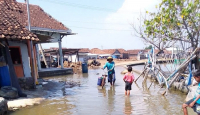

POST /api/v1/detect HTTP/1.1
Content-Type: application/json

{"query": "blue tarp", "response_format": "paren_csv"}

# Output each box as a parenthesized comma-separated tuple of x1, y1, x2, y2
(0, 66, 11, 87)
(187, 62, 192, 86)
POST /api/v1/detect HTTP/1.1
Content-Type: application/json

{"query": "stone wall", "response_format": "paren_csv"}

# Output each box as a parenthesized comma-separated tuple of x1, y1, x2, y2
(18, 77, 35, 90)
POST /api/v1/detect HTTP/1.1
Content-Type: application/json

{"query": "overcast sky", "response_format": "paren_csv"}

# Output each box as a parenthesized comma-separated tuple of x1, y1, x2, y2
(17, 0, 159, 50)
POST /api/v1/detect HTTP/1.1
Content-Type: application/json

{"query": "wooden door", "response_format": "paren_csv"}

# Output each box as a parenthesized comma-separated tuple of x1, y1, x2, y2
(9, 46, 24, 78)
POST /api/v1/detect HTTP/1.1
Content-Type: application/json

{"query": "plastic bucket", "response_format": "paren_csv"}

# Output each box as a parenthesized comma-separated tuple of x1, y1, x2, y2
(97, 78, 102, 86)
(82, 63, 88, 73)
(0, 66, 11, 87)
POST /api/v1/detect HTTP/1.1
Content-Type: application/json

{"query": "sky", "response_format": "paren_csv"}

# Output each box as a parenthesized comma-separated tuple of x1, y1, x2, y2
(17, 0, 160, 50)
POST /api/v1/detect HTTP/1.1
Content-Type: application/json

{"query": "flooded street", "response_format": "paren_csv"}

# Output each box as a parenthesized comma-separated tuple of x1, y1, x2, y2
(10, 66, 195, 115)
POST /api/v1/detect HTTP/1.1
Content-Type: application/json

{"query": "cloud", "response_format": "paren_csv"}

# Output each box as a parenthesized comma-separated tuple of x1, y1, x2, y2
(105, 0, 160, 30)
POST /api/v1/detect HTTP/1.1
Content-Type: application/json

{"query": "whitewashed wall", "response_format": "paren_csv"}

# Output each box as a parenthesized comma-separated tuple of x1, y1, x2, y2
(68, 54, 88, 63)
(8, 41, 31, 77)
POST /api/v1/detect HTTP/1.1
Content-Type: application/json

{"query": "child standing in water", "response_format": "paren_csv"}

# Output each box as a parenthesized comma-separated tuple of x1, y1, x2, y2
(123, 66, 134, 96)
(103, 57, 115, 86)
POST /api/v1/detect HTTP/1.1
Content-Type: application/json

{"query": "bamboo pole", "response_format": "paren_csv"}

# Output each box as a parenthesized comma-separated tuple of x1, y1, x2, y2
(39, 44, 48, 68)
(135, 67, 147, 82)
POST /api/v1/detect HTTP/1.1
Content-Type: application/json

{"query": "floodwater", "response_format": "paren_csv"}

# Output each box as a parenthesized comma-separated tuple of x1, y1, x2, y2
(10, 66, 196, 115)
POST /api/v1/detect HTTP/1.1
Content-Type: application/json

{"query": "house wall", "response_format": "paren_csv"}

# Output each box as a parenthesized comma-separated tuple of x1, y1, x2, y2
(122, 53, 129, 59)
(8, 41, 31, 77)
(69, 54, 88, 63)
(129, 54, 137, 59)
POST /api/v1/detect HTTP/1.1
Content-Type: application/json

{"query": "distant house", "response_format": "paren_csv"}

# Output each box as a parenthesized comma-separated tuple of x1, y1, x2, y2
(90, 48, 109, 59)
(78, 48, 90, 62)
(102, 49, 121, 59)
(101, 49, 128, 59)
(117, 49, 129, 59)
(127, 50, 141, 60)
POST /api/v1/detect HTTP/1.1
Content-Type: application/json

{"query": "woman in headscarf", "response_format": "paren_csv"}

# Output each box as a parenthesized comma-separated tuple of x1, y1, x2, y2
(103, 56, 115, 86)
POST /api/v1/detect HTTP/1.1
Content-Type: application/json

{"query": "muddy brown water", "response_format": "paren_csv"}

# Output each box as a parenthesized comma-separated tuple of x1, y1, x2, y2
(10, 66, 196, 115)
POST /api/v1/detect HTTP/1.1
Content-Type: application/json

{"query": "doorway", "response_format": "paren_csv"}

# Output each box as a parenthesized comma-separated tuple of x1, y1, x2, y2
(9, 46, 24, 78)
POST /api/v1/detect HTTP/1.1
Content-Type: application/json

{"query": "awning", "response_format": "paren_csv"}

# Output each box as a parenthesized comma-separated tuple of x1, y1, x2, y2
(28, 27, 77, 35)
(43, 48, 80, 55)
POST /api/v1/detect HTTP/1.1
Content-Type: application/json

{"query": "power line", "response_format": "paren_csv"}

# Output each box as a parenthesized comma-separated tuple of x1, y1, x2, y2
(40, 0, 143, 14)
(67, 25, 133, 31)
(60, 20, 130, 25)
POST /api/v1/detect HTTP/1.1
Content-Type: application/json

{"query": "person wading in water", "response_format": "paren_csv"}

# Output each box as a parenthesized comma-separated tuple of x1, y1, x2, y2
(102, 57, 115, 86)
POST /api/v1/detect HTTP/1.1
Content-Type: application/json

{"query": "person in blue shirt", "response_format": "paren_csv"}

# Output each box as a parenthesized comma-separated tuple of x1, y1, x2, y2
(102, 56, 115, 86)
(183, 70, 200, 115)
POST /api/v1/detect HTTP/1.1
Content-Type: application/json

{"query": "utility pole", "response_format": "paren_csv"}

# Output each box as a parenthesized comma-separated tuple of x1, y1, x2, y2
(25, 0, 36, 86)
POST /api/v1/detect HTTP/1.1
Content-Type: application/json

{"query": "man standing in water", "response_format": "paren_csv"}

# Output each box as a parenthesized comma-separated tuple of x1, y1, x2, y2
(182, 70, 200, 115)
(102, 57, 115, 86)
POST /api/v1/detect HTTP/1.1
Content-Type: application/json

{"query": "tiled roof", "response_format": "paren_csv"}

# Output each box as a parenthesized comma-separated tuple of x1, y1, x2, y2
(79, 48, 90, 53)
(0, 0, 38, 41)
(90, 48, 106, 54)
(117, 49, 128, 53)
(17, 2, 69, 30)
(102, 49, 128, 54)
(127, 50, 141, 54)
(102, 49, 115, 54)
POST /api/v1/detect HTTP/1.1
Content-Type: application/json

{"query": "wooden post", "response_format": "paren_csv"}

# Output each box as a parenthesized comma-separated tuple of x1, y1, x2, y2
(35, 44, 41, 71)
(33, 45, 39, 83)
(57, 53, 60, 66)
(77, 51, 79, 62)
(39, 44, 48, 68)
(58, 37, 64, 69)
(27, 40, 33, 77)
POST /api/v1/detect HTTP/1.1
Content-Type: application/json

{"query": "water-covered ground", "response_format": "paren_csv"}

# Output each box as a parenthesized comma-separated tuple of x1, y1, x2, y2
(10, 66, 195, 115)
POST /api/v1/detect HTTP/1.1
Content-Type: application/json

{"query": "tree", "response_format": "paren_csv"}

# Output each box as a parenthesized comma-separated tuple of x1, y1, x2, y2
(133, 0, 200, 69)
(145, 45, 153, 50)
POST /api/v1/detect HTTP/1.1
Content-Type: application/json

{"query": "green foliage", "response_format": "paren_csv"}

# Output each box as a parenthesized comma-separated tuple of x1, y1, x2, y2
(145, 45, 152, 50)
(141, 0, 200, 48)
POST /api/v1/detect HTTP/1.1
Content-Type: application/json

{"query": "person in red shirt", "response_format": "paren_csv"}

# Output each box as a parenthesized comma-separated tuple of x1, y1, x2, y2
(123, 66, 135, 96)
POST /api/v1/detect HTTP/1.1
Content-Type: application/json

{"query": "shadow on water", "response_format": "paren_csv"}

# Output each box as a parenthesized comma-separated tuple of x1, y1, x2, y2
(10, 66, 197, 115)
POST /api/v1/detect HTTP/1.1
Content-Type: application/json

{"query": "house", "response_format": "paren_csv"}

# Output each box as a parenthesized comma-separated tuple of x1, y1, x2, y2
(0, 0, 39, 92)
(0, 0, 39, 78)
(79, 48, 98, 60)
(90, 48, 110, 59)
(76, 48, 90, 63)
(1, 0, 74, 79)
(127, 50, 142, 60)
(117, 49, 129, 59)
(102, 49, 121, 59)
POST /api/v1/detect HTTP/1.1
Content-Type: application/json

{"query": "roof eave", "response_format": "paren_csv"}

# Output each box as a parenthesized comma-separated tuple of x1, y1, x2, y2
(27, 26, 76, 35)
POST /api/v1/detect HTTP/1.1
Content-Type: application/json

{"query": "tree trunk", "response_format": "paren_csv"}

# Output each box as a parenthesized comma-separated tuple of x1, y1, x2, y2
(194, 54, 200, 69)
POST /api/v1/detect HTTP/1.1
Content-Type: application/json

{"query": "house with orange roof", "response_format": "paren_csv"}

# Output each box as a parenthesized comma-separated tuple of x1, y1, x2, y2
(0, 0, 75, 80)
(102, 49, 129, 59)
(127, 50, 142, 60)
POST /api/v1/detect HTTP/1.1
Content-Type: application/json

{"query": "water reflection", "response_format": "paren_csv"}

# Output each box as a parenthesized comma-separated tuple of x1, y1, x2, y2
(98, 88, 106, 97)
(124, 97, 133, 115)
(107, 87, 115, 114)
